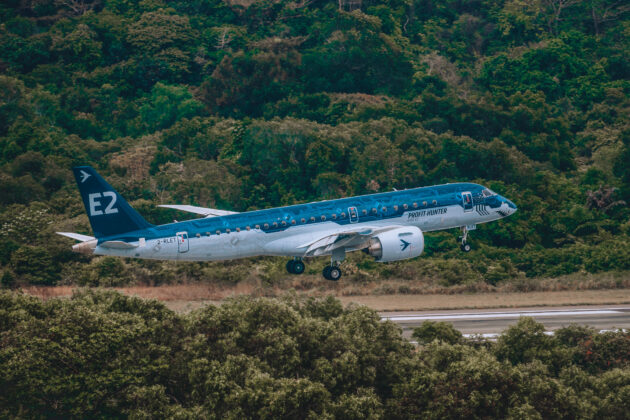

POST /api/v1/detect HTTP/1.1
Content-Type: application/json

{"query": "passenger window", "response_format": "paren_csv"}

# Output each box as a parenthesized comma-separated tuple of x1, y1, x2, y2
(246, 226, 251, 231)
(332, 214, 337, 220)
(362, 209, 367, 215)
(216, 230, 221, 235)
(310, 217, 316, 222)
(226, 228, 231, 233)
(341, 212, 346, 218)
(206, 232, 210, 236)
(413, 202, 418, 208)
(321, 215, 326, 221)
(301, 218, 306, 223)
(235, 228, 240, 232)
(422, 201, 427, 206)
(255, 225, 260, 229)
(263, 223, 269, 229)
(432, 200, 437, 205)
(403, 204, 408, 210)
(372, 208, 377, 213)
(281, 221, 287, 226)
(393, 205, 399, 211)
(196, 233, 201, 238)
(291, 220, 296, 225)
(273, 222, 278, 228)
(382, 207, 387, 212)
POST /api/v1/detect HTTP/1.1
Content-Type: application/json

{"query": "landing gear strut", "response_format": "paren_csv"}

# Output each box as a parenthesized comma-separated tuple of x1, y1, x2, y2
(459, 226, 472, 252)
(286, 258, 305, 274)
(322, 249, 345, 281)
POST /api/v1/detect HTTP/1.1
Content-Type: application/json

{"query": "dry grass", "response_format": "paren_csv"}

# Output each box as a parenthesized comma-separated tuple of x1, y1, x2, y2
(21, 284, 630, 313)
(339, 289, 630, 312)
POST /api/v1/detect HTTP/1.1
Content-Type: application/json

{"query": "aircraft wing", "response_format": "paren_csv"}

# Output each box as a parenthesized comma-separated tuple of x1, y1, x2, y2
(158, 204, 239, 217)
(57, 232, 96, 242)
(299, 225, 405, 257)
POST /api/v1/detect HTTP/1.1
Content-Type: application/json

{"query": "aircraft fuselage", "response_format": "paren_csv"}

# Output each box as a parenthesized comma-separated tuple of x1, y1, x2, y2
(93, 183, 516, 261)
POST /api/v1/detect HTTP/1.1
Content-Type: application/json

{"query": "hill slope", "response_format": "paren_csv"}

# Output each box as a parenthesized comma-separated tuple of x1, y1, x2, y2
(0, 0, 629, 287)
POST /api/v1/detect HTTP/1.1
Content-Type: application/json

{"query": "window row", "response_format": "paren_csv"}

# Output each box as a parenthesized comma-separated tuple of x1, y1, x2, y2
(190, 199, 440, 237)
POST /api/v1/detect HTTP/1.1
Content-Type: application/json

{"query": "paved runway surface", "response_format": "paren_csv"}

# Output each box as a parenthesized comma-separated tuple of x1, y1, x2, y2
(381, 305, 630, 339)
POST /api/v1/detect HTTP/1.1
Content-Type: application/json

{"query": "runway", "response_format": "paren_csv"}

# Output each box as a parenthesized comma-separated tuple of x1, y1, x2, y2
(381, 305, 630, 339)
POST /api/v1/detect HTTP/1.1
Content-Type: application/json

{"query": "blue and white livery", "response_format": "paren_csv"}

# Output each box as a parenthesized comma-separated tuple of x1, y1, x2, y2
(58, 166, 517, 280)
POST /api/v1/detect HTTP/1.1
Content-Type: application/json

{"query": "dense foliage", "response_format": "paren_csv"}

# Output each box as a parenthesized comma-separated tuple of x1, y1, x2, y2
(1, 290, 629, 418)
(0, 0, 629, 287)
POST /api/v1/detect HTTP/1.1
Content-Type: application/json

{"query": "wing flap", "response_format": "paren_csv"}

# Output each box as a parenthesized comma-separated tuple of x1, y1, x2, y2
(300, 225, 404, 257)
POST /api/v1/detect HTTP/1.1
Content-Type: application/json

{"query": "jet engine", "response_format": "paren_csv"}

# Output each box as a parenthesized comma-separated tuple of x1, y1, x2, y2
(364, 226, 424, 262)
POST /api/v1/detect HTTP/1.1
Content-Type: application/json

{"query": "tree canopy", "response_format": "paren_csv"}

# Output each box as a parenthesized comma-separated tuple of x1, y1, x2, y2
(1, 290, 629, 418)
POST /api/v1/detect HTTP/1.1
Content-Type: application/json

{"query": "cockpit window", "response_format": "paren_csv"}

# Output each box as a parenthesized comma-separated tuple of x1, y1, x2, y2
(482, 188, 496, 197)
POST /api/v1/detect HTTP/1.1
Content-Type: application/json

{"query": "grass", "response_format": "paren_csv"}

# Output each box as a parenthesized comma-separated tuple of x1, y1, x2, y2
(20, 271, 630, 312)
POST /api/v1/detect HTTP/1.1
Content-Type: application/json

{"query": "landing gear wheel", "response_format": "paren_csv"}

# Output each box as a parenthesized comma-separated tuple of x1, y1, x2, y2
(287, 259, 305, 274)
(460, 243, 472, 253)
(323, 266, 341, 281)
(286, 260, 296, 274)
(292, 260, 305, 274)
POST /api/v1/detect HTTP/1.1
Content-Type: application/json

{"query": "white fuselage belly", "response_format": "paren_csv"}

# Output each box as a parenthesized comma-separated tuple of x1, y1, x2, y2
(94, 203, 509, 261)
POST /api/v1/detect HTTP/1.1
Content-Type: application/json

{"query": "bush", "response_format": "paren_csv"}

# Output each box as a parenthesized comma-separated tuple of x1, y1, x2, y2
(10, 246, 59, 285)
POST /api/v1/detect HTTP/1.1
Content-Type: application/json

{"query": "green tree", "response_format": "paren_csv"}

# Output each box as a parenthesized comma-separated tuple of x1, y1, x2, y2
(412, 321, 463, 345)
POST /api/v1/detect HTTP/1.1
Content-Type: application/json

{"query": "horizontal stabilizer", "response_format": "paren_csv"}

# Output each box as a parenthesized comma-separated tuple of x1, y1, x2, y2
(100, 241, 138, 249)
(57, 232, 96, 242)
(159, 204, 239, 217)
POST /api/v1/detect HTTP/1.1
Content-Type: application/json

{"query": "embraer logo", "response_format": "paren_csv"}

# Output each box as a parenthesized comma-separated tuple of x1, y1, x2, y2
(400, 239, 411, 251)
(79, 170, 91, 183)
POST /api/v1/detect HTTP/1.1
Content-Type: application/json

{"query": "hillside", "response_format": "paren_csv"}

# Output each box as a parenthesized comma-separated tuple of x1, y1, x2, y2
(0, 0, 629, 289)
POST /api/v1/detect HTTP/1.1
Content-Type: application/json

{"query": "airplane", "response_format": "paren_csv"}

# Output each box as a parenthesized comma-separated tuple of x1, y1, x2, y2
(58, 166, 517, 280)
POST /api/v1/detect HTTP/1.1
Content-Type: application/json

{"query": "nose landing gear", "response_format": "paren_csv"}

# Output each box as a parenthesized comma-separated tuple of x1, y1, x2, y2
(459, 226, 472, 252)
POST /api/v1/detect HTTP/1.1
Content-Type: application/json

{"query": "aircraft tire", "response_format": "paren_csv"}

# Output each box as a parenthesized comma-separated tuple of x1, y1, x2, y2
(460, 243, 472, 253)
(286, 260, 296, 274)
(323, 266, 331, 280)
(293, 260, 305, 274)
(329, 266, 341, 281)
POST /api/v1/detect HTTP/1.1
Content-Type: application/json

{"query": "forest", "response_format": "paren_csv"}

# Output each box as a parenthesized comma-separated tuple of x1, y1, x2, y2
(1, 290, 630, 418)
(0, 0, 629, 288)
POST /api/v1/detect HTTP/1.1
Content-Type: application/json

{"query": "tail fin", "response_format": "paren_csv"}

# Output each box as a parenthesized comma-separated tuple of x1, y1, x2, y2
(73, 166, 153, 238)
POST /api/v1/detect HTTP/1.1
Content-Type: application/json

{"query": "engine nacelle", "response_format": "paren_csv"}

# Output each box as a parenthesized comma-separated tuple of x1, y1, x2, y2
(364, 226, 424, 262)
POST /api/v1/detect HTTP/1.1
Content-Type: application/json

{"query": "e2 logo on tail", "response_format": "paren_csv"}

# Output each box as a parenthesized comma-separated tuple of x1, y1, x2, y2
(88, 192, 118, 216)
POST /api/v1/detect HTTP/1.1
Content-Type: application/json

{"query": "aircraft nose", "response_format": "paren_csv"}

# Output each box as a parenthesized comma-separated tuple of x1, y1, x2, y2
(505, 198, 517, 213)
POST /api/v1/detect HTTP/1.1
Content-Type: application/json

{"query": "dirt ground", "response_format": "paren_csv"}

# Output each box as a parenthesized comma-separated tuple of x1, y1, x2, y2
(21, 286, 630, 313)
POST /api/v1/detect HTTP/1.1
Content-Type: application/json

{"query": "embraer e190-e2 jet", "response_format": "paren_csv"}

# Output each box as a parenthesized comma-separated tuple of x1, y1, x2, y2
(58, 166, 517, 281)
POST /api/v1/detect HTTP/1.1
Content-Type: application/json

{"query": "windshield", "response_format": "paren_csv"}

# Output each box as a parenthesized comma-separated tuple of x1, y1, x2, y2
(481, 188, 497, 197)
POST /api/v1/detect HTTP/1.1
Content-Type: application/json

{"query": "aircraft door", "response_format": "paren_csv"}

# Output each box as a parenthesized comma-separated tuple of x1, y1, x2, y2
(349, 207, 359, 223)
(462, 192, 473, 212)
(176, 231, 189, 253)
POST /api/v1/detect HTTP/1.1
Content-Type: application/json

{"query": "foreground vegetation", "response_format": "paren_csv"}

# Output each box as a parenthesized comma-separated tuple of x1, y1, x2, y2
(0, 0, 629, 288)
(1, 290, 629, 418)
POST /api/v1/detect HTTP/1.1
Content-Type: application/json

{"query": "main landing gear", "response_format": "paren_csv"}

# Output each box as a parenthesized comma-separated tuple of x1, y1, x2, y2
(286, 258, 305, 274)
(459, 226, 472, 253)
(287, 249, 344, 281)
(323, 264, 342, 281)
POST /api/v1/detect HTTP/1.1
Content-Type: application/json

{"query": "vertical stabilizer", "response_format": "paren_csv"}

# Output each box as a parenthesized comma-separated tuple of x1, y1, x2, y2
(73, 166, 153, 238)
